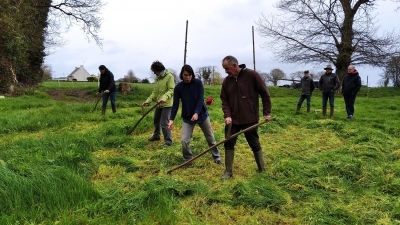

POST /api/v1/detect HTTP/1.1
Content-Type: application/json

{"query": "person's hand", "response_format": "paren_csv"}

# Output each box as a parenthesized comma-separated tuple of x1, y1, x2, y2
(191, 113, 198, 122)
(157, 99, 166, 104)
(142, 102, 149, 106)
(104, 90, 110, 93)
(225, 117, 232, 125)
(168, 120, 174, 130)
(264, 115, 271, 121)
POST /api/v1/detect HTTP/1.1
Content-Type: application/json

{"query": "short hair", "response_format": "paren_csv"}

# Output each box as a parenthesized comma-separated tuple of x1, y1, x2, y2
(348, 65, 355, 69)
(99, 65, 107, 70)
(150, 61, 165, 73)
(179, 64, 195, 82)
(222, 55, 238, 65)
(304, 70, 309, 73)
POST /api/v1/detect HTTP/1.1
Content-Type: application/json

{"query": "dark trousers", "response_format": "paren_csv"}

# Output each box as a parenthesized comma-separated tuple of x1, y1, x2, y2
(152, 106, 173, 144)
(224, 122, 262, 152)
(297, 95, 311, 106)
(102, 91, 116, 108)
(343, 94, 357, 116)
(322, 91, 335, 107)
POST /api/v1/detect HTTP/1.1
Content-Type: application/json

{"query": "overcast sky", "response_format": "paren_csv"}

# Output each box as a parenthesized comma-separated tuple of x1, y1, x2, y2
(45, 0, 399, 87)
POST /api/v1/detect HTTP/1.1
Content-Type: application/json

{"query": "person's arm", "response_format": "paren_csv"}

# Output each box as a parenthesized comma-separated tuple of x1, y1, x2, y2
(354, 75, 362, 94)
(194, 80, 204, 114)
(333, 74, 340, 91)
(107, 72, 116, 91)
(169, 86, 180, 121)
(220, 78, 232, 121)
(310, 79, 315, 93)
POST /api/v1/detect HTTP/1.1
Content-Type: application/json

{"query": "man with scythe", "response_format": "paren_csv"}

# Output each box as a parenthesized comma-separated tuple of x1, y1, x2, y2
(220, 55, 272, 179)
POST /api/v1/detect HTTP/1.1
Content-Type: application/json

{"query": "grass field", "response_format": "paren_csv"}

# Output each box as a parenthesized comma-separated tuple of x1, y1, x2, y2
(1, 81, 400, 224)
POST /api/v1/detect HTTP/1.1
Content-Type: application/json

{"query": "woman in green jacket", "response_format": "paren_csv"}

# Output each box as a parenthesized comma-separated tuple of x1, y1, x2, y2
(142, 61, 175, 147)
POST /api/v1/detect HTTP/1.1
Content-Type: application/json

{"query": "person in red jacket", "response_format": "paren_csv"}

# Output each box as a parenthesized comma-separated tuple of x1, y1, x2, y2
(220, 55, 272, 179)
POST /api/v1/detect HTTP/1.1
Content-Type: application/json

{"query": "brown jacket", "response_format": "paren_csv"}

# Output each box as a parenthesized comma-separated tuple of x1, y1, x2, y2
(220, 65, 271, 125)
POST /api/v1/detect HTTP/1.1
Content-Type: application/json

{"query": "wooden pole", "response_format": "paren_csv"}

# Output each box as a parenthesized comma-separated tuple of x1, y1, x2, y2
(184, 20, 188, 65)
(252, 26, 256, 70)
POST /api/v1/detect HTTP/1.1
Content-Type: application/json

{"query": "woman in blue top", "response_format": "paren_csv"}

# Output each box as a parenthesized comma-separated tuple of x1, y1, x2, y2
(168, 64, 221, 164)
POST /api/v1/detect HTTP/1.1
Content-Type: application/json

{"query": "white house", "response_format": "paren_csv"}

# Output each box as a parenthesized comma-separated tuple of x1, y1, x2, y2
(66, 65, 91, 81)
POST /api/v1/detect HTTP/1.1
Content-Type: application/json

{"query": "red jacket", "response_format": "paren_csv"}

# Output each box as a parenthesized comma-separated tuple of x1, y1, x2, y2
(220, 65, 271, 125)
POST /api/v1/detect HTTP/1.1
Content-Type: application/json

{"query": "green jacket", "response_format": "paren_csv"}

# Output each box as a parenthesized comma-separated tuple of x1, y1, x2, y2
(145, 70, 175, 107)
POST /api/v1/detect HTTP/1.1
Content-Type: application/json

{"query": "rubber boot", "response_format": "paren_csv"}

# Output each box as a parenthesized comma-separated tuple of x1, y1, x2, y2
(322, 107, 327, 117)
(102, 106, 106, 115)
(296, 105, 301, 113)
(307, 105, 310, 113)
(253, 150, 265, 172)
(330, 107, 334, 119)
(112, 106, 116, 113)
(221, 150, 234, 180)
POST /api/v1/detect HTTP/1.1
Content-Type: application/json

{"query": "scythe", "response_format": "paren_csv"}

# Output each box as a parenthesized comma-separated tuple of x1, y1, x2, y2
(126, 103, 159, 135)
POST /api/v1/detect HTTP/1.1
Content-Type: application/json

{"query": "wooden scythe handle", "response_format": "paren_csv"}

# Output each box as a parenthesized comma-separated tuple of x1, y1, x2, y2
(126, 103, 159, 135)
(166, 117, 276, 174)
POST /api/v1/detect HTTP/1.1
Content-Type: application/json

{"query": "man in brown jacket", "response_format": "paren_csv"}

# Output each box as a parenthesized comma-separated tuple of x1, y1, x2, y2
(220, 55, 272, 179)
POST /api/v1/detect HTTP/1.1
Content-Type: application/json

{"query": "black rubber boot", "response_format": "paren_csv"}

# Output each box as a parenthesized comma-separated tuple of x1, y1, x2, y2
(253, 150, 265, 172)
(102, 106, 106, 115)
(112, 106, 116, 113)
(322, 107, 327, 117)
(296, 105, 301, 113)
(330, 107, 334, 119)
(307, 105, 310, 113)
(221, 150, 234, 180)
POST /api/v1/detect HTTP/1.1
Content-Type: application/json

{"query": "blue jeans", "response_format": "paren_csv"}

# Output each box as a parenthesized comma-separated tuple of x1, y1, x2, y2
(343, 94, 357, 116)
(181, 117, 220, 161)
(224, 122, 262, 153)
(102, 91, 116, 108)
(297, 95, 311, 106)
(152, 106, 172, 145)
(322, 92, 335, 107)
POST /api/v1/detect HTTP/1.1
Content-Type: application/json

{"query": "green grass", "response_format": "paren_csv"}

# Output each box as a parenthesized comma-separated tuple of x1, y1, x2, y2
(1, 82, 400, 224)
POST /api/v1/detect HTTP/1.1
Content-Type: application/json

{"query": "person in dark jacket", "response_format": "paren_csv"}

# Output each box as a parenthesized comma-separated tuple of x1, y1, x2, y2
(220, 55, 272, 179)
(319, 65, 340, 118)
(168, 64, 222, 165)
(296, 70, 315, 113)
(97, 65, 117, 114)
(341, 65, 362, 120)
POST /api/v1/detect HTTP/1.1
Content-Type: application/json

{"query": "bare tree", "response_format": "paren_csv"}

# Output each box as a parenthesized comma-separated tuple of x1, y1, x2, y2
(125, 69, 139, 83)
(289, 71, 303, 81)
(196, 66, 213, 82)
(41, 64, 53, 81)
(256, 0, 400, 80)
(258, 71, 269, 84)
(211, 71, 223, 85)
(45, 0, 105, 48)
(168, 68, 180, 84)
(268, 68, 286, 86)
(311, 71, 325, 81)
(383, 56, 400, 87)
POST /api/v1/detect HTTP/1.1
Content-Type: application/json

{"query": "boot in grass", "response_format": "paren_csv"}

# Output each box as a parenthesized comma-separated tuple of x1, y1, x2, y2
(330, 107, 334, 119)
(322, 107, 327, 117)
(253, 150, 265, 172)
(296, 105, 301, 113)
(102, 106, 106, 115)
(221, 150, 234, 180)
(307, 105, 310, 113)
